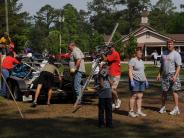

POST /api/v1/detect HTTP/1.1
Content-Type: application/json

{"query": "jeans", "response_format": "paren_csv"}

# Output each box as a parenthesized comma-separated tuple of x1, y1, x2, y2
(93, 74, 99, 87)
(98, 98, 112, 127)
(74, 71, 82, 97)
(1, 69, 9, 95)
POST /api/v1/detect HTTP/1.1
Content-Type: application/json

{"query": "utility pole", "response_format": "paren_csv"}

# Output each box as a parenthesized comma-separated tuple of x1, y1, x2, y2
(59, 9, 64, 54)
(5, 0, 9, 34)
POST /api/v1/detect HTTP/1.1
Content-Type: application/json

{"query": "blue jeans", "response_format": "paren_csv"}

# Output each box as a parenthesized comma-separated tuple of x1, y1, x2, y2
(1, 69, 9, 95)
(74, 71, 82, 97)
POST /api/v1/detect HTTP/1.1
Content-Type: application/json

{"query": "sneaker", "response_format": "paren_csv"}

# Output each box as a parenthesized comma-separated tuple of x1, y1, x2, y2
(128, 111, 138, 118)
(115, 99, 121, 109)
(169, 107, 180, 115)
(31, 102, 37, 108)
(136, 111, 147, 117)
(159, 106, 166, 114)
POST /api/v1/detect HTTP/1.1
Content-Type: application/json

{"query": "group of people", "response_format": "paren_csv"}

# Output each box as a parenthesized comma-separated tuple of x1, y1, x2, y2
(0, 39, 182, 128)
(90, 39, 182, 127)
(128, 39, 182, 118)
(0, 32, 15, 56)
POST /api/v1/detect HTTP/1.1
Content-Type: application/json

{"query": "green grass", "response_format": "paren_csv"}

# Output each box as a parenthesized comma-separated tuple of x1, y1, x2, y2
(59, 63, 184, 80)
(84, 63, 184, 79)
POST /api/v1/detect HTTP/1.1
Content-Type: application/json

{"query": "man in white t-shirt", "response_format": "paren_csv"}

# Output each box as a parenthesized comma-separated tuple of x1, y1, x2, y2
(68, 42, 86, 106)
(157, 40, 182, 115)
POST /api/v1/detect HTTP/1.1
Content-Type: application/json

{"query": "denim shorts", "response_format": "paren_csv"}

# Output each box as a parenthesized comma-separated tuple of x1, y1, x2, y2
(129, 79, 145, 93)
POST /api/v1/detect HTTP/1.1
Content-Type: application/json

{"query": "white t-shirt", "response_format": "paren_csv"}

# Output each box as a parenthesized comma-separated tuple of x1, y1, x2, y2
(151, 52, 158, 59)
(129, 57, 145, 81)
(161, 50, 182, 75)
(92, 59, 100, 75)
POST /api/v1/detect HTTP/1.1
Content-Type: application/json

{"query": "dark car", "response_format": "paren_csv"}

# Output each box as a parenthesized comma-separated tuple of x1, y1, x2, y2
(32, 52, 44, 62)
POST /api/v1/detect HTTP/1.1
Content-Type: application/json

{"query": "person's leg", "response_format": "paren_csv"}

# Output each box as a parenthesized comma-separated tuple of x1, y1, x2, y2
(93, 74, 98, 87)
(136, 92, 143, 113)
(34, 84, 42, 103)
(105, 98, 112, 128)
(129, 93, 137, 111)
(173, 92, 179, 106)
(1, 69, 9, 95)
(111, 76, 120, 108)
(161, 91, 167, 107)
(47, 88, 52, 105)
(74, 72, 82, 99)
(98, 98, 105, 127)
(169, 91, 180, 115)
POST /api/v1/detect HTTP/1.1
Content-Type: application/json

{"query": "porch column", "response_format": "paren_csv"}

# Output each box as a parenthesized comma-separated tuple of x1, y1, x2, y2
(145, 46, 147, 57)
(178, 46, 181, 52)
(161, 46, 163, 55)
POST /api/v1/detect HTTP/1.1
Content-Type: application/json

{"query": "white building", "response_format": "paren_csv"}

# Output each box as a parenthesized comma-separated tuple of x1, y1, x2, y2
(121, 9, 184, 59)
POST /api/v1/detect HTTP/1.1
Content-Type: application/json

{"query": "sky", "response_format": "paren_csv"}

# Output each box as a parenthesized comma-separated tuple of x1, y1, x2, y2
(19, 0, 183, 15)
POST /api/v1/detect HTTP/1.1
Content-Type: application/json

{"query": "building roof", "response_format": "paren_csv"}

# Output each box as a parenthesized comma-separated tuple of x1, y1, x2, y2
(121, 25, 184, 43)
(103, 26, 184, 44)
(166, 34, 184, 42)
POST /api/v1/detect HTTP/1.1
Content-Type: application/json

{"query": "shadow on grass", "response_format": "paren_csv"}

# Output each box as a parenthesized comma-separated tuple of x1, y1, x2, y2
(142, 105, 160, 112)
(113, 109, 128, 116)
(0, 114, 184, 138)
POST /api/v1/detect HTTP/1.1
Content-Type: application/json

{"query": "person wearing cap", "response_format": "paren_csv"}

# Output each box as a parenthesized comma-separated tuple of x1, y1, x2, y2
(68, 42, 85, 105)
(157, 40, 182, 115)
(98, 64, 113, 128)
(103, 45, 121, 110)
(31, 57, 61, 107)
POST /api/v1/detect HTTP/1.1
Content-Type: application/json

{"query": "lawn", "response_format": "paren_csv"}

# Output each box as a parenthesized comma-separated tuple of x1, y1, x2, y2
(0, 83, 184, 138)
(85, 63, 184, 79)
(1, 62, 184, 138)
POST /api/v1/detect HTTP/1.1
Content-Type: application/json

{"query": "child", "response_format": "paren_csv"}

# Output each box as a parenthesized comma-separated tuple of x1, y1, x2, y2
(98, 64, 113, 128)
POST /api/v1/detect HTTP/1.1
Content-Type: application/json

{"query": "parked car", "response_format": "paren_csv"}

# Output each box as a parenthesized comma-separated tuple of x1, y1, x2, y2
(55, 53, 71, 61)
(6, 60, 95, 102)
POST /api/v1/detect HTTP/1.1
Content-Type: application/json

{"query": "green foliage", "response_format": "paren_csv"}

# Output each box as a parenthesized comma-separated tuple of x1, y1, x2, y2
(13, 34, 28, 52)
(149, 0, 176, 33)
(167, 12, 184, 34)
(3, 0, 184, 55)
(125, 36, 137, 58)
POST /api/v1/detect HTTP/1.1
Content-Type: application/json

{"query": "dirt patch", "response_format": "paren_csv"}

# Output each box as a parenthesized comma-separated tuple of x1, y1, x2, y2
(0, 83, 184, 138)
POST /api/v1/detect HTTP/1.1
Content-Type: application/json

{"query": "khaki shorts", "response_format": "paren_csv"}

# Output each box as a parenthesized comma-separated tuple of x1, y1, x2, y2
(109, 75, 120, 89)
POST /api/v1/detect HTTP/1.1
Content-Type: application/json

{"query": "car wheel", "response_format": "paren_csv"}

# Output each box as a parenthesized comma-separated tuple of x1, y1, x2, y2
(13, 85, 21, 101)
(6, 81, 12, 99)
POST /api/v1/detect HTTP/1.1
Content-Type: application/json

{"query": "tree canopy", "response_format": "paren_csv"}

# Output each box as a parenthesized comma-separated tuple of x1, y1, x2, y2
(0, 0, 184, 54)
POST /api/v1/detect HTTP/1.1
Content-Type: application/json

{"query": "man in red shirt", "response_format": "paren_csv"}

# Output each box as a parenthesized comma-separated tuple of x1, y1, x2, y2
(103, 45, 121, 109)
(1, 52, 20, 96)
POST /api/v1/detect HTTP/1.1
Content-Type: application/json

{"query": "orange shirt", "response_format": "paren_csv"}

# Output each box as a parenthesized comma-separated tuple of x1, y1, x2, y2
(2, 56, 20, 70)
(107, 51, 121, 76)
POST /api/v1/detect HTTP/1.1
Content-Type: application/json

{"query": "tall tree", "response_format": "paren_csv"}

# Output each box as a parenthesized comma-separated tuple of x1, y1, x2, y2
(34, 4, 57, 33)
(150, 0, 176, 33)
